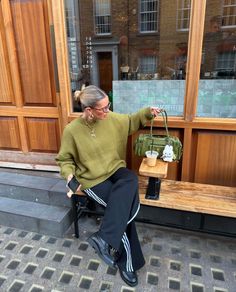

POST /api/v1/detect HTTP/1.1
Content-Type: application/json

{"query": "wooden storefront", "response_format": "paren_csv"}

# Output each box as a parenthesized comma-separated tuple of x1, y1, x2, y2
(0, 0, 235, 188)
(0, 0, 61, 170)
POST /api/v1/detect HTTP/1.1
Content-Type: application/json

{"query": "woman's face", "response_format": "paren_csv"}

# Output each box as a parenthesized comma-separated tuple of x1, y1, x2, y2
(90, 96, 110, 120)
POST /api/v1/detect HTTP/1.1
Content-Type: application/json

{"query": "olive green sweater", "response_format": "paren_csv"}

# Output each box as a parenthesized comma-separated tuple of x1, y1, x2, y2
(56, 108, 153, 190)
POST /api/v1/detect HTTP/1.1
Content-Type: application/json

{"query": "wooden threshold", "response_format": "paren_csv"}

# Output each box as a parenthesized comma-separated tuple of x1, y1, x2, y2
(0, 161, 59, 172)
(0, 150, 59, 172)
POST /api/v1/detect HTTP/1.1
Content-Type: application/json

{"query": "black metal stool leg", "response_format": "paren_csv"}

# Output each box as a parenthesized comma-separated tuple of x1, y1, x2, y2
(71, 194, 79, 238)
(145, 177, 161, 200)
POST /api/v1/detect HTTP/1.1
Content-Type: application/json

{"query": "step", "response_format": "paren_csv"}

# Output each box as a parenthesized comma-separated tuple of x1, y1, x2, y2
(0, 171, 70, 207)
(0, 197, 72, 237)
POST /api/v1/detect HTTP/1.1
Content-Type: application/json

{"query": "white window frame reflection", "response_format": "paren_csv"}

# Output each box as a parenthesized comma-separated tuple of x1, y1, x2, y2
(216, 51, 236, 72)
(222, 0, 236, 28)
(139, 56, 157, 73)
(64, 0, 81, 93)
(176, 0, 191, 31)
(94, 0, 111, 35)
(139, 0, 159, 33)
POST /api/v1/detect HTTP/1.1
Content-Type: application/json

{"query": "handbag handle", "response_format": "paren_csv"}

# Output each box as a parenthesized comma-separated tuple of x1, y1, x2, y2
(150, 110, 169, 137)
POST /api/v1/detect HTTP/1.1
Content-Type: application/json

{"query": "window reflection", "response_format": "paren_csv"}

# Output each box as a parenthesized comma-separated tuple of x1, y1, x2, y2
(64, 0, 190, 115)
(94, 0, 111, 35)
(140, 0, 159, 33)
(64, 0, 82, 112)
(176, 0, 191, 31)
(198, 0, 236, 118)
(222, 0, 236, 27)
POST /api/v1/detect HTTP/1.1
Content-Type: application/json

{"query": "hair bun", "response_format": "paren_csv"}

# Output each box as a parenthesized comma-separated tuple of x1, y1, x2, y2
(74, 90, 81, 101)
(74, 84, 87, 101)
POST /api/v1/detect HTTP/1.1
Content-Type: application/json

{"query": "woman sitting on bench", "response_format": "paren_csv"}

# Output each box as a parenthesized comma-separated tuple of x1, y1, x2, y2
(56, 85, 161, 287)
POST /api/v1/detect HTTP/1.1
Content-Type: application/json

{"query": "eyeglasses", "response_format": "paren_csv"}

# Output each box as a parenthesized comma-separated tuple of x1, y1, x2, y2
(92, 102, 111, 113)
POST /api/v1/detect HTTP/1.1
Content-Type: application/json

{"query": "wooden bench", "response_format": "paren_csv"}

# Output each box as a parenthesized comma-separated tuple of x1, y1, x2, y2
(138, 176, 236, 218)
(71, 162, 236, 238)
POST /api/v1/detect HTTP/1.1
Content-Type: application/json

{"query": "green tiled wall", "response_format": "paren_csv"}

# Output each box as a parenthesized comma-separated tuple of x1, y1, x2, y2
(113, 80, 236, 118)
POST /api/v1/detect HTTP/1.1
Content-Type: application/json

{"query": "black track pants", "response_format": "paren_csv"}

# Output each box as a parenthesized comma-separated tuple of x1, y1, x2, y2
(83, 167, 145, 272)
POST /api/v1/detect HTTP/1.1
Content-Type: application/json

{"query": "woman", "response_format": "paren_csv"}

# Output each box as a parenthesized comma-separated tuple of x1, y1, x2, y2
(56, 85, 161, 287)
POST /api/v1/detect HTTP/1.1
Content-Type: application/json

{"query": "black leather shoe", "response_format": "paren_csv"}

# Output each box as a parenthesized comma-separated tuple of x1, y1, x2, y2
(119, 268, 138, 287)
(88, 232, 115, 267)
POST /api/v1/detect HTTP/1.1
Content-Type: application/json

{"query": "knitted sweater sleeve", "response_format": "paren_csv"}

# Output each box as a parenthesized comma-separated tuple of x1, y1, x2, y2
(128, 107, 153, 135)
(55, 127, 77, 180)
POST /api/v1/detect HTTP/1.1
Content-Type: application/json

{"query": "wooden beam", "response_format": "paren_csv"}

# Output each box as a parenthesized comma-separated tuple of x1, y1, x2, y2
(17, 116, 28, 152)
(184, 0, 206, 121)
(0, 106, 59, 118)
(51, 0, 71, 130)
(152, 118, 236, 131)
(181, 128, 193, 181)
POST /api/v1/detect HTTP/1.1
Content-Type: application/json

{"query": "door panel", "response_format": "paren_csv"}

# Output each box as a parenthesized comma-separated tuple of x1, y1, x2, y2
(0, 8, 15, 104)
(26, 118, 60, 153)
(0, 117, 21, 150)
(10, 0, 56, 106)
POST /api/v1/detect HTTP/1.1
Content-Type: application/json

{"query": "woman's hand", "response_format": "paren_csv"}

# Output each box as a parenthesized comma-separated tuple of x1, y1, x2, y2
(67, 189, 74, 198)
(66, 174, 81, 198)
(67, 174, 74, 183)
(150, 107, 163, 117)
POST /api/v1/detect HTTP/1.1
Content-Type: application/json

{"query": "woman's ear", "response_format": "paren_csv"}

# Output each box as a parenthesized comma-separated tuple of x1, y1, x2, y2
(84, 107, 94, 120)
(84, 107, 91, 114)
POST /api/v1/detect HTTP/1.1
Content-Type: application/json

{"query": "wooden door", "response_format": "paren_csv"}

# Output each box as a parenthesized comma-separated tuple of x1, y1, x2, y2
(0, 0, 62, 170)
(98, 52, 113, 94)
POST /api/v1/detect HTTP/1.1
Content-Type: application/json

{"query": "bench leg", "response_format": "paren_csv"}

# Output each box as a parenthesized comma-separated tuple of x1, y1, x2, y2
(145, 177, 161, 200)
(71, 195, 79, 238)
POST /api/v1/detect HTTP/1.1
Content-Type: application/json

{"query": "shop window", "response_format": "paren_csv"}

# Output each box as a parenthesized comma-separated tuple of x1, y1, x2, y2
(94, 0, 111, 35)
(64, 0, 189, 115)
(176, 0, 191, 31)
(222, 0, 236, 27)
(139, 0, 159, 33)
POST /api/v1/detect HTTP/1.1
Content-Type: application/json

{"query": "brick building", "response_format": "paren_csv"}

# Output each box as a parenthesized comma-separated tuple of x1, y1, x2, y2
(65, 0, 236, 94)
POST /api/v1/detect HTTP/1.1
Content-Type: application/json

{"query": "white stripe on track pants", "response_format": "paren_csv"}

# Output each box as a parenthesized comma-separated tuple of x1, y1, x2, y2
(84, 167, 145, 272)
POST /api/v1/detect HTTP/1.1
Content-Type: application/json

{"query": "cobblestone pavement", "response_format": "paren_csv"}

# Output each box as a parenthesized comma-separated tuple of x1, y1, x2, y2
(0, 216, 236, 292)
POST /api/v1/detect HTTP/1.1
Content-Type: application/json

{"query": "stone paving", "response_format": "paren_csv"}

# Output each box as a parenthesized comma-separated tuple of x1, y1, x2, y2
(0, 216, 236, 292)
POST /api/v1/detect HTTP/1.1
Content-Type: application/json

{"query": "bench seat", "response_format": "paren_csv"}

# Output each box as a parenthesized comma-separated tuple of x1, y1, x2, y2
(72, 176, 236, 237)
(74, 177, 236, 218)
(138, 177, 236, 218)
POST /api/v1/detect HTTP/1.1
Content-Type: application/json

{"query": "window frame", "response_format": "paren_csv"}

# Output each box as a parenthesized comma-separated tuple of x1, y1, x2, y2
(221, 0, 236, 28)
(176, 0, 191, 32)
(216, 51, 236, 72)
(139, 0, 159, 33)
(93, 0, 111, 36)
(139, 55, 157, 74)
